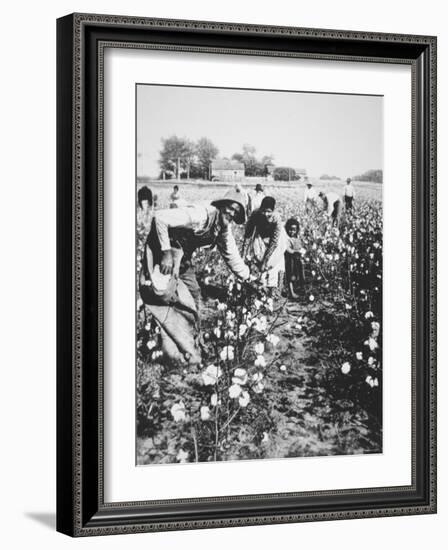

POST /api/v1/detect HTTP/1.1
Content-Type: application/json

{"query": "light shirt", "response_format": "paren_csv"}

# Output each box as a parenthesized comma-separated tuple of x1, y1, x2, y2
(344, 184, 355, 198)
(286, 236, 302, 254)
(251, 191, 265, 211)
(154, 205, 249, 280)
(304, 186, 318, 202)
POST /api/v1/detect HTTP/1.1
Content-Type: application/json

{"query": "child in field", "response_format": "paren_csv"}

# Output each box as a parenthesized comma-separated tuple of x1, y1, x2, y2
(284, 218, 305, 299)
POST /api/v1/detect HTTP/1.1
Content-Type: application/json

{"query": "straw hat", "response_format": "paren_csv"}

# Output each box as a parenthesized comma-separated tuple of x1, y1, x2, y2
(211, 189, 246, 224)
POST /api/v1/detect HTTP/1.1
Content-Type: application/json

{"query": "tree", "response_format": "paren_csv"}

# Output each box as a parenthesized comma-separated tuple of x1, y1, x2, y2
(319, 174, 341, 180)
(261, 155, 275, 177)
(159, 136, 192, 179)
(352, 169, 383, 183)
(231, 145, 271, 177)
(183, 139, 196, 179)
(273, 166, 298, 181)
(241, 144, 258, 176)
(196, 137, 219, 180)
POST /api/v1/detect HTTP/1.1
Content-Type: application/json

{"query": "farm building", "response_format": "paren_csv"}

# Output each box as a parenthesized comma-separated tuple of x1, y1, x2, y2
(211, 159, 245, 182)
(294, 168, 307, 180)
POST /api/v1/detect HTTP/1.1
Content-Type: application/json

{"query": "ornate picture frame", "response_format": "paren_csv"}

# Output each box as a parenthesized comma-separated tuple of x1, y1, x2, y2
(57, 13, 436, 536)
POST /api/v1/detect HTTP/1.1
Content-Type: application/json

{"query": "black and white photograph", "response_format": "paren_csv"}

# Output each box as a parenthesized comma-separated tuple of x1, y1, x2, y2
(136, 84, 383, 465)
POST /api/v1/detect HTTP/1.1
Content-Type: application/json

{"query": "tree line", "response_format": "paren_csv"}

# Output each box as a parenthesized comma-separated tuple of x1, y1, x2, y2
(158, 136, 291, 180)
(352, 169, 383, 183)
(159, 136, 218, 180)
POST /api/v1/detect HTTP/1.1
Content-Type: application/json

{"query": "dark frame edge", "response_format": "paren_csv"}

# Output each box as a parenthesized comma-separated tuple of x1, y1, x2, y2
(412, 38, 437, 517)
(56, 12, 437, 537)
(56, 13, 76, 537)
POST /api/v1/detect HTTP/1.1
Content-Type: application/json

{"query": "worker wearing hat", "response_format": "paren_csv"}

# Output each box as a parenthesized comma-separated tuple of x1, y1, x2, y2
(304, 178, 318, 210)
(343, 177, 355, 211)
(249, 182, 266, 214)
(140, 188, 249, 308)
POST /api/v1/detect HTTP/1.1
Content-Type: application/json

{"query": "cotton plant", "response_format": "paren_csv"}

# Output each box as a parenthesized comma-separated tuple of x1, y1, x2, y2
(168, 271, 286, 462)
(137, 190, 383, 464)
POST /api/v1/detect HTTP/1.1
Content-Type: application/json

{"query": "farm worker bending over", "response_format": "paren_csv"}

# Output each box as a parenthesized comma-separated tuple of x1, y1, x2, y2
(139, 189, 250, 365)
(319, 191, 342, 226)
(243, 196, 288, 290)
(343, 177, 355, 211)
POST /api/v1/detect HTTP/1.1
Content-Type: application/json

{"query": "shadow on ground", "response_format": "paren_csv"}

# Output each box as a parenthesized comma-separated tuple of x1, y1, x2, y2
(25, 512, 56, 530)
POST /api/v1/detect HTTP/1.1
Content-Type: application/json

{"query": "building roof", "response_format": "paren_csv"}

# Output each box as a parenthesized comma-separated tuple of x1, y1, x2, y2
(211, 159, 245, 171)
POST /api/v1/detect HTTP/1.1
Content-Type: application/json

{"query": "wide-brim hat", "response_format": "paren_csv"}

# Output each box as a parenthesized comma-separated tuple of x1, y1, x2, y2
(211, 189, 246, 224)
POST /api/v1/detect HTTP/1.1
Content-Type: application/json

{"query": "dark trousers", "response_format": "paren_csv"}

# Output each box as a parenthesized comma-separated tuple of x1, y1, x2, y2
(143, 219, 201, 307)
(332, 200, 342, 225)
(179, 267, 201, 307)
(344, 196, 354, 211)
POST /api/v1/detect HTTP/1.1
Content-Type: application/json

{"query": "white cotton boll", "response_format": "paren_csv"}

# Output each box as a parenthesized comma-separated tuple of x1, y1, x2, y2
(232, 368, 248, 385)
(252, 372, 264, 383)
(220, 345, 234, 361)
(238, 391, 250, 407)
(146, 339, 157, 350)
(202, 365, 222, 386)
(229, 384, 242, 398)
(176, 449, 189, 463)
(200, 406, 211, 421)
(170, 402, 186, 422)
(210, 393, 219, 407)
(254, 342, 264, 355)
(341, 362, 351, 374)
(266, 334, 280, 346)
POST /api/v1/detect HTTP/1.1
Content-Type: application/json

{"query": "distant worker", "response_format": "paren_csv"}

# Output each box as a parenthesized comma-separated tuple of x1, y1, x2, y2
(304, 179, 318, 210)
(248, 183, 266, 215)
(319, 190, 342, 226)
(169, 185, 181, 208)
(234, 183, 249, 215)
(343, 178, 355, 211)
(137, 185, 153, 233)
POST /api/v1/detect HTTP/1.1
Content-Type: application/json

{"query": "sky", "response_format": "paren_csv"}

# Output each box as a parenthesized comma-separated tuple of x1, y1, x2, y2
(136, 84, 383, 179)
